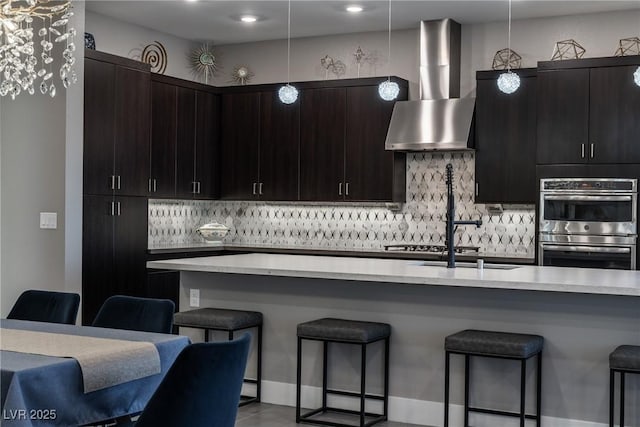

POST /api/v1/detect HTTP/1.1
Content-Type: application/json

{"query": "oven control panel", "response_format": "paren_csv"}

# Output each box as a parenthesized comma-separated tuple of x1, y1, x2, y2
(541, 179, 637, 192)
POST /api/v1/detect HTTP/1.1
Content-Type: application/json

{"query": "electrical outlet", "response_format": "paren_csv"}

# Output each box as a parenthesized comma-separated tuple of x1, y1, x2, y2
(189, 288, 200, 307)
(40, 212, 57, 229)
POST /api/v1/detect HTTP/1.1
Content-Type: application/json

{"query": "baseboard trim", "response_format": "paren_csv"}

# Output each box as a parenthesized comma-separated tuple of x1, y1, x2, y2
(255, 380, 607, 427)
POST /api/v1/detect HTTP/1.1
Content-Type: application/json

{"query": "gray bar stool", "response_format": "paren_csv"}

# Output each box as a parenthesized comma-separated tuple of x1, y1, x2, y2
(609, 345, 640, 427)
(173, 308, 263, 406)
(296, 318, 391, 427)
(444, 329, 544, 427)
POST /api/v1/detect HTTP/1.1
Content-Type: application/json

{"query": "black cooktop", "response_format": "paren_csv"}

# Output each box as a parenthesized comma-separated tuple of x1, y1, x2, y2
(384, 244, 480, 254)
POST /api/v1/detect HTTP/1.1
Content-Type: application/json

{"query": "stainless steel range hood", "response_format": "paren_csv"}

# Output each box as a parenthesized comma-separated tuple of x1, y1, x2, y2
(386, 19, 475, 151)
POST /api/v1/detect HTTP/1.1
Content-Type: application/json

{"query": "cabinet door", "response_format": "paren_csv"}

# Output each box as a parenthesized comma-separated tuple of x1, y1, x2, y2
(345, 85, 404, 201)
(113, 196, 148, 298)
(589, 66, 640, 164)
(536, 69, 589, 164)
(259, 91, 300, 200)
(84, 59, 115, 196)
(220, 92, 261, 200)
(82, 195, 115, 324)
(194, 91, 220, 199)
(150, 81, 177, 198)
(475, 74, 537, 203)
(114, 66, 150, 196)
(300, 88, 346, 201)
(175, 87, 197, 198)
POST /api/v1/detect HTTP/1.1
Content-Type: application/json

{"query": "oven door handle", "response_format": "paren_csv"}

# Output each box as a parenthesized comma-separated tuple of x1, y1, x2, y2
(542, 195, 633, 202)
(542, 245, 632, 254)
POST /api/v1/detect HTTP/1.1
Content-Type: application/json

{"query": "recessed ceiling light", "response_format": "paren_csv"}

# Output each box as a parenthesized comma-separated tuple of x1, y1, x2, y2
(185, 0, 198, 2)
(346, 5, 364, 13)
(240, 15, 258, 23)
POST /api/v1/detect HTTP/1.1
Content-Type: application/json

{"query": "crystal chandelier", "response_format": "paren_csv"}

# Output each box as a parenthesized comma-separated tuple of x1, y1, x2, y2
(278, 0, 297, 104)
(497, 0, 520, 94)
(635, 66, 640, 87)
(0, 0, 77, 99)
(378, 0, 399, 101)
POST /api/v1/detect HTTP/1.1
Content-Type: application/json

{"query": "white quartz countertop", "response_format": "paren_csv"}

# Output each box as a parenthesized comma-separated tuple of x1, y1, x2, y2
(147, 253, 640, 297)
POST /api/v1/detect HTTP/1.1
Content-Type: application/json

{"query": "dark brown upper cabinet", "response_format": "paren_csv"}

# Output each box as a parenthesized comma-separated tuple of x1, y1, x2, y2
(150, 75, 220, 199)
(537, 56, 640, 165)
(475, 68, 537, 204)
(84, 50, 150, 197)
(298, 78, 407, 202)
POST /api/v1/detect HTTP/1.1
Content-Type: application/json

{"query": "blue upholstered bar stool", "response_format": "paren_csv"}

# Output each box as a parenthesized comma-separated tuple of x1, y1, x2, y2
(609, 345, 640, 427)
(173, 308, 263, 406)
(444, 329, 544, 427)
(296, 318, 391, 427)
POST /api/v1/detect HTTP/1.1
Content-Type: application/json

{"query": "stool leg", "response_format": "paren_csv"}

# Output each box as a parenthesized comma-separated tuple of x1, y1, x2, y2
(360, 343, 367, 427)
(520, 359, 527, 427)
(620, 372, 625, 427)
(383, 337, 390, 421)
(444, 351, 450, 427)
(204, 329, 209, 342)
(609, 369, 615, 427)
(296, 337, 302, 422)
(536, 353, 542, 427)
(322, 341, 328, 411)
(256, 324, 262, 402)
(464, 355, 470, 427)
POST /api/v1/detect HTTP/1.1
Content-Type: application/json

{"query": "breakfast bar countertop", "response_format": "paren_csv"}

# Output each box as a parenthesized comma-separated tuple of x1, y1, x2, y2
(147, 253, 640, 297)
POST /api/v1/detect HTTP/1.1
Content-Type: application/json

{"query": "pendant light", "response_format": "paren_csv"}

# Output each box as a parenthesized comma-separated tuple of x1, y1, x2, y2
(634, 66, 640, 87)
(378, 0, 399, 101)
(278, 0, 298, 104)
(497, 0, 520, 94)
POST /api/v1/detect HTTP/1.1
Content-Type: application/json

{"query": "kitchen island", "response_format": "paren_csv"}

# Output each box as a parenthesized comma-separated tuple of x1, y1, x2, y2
(147, 254, 640, 426)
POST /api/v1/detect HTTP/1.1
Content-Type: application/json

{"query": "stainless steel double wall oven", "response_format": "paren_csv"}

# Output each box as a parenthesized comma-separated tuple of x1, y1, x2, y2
(538, 178, 637, 270)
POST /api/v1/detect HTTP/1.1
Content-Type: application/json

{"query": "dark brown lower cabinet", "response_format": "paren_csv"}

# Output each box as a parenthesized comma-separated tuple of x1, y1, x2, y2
(82, 195, 148, 324)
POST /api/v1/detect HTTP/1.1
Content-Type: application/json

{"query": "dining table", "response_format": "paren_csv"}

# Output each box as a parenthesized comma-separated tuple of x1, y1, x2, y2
(0, 318, 190, 427)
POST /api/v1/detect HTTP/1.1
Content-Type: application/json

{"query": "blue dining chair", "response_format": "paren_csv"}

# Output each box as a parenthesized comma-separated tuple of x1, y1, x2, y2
(132, 334, 251, 427)
(8, 290, 80, 325)
(92, 295, 175, 334)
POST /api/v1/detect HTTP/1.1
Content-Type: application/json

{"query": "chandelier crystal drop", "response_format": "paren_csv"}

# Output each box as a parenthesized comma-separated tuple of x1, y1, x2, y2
(278, 83, 298, 105)
(497, 70, 520, 94)
(378, 79, 399, 101)
(634, 66, 640, 87)
(0, 0, 77, 99)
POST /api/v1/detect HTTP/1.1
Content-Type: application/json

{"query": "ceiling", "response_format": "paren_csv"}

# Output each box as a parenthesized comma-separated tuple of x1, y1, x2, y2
(86, 1, 640, 45)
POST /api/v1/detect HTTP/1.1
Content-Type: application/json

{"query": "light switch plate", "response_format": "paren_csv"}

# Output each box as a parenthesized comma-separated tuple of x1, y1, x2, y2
(189, 288, 200, 307)
(40, 212, 57, 229)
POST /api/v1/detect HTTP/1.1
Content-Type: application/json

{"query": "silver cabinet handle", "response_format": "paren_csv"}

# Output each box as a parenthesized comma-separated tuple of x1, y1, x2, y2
(339, 183, 343, 196)
(590, 143, 594, 159)
(148, 178, 153, 193)
(475, 183, 479, 197)
(116, 175, 121, 190)
(110, 201, 115, 216)
(253, 182, 257, 195)
(117, 202, 121, 216)
(259, 182, 263, 195)
(581, 144, 585, 159)
(197, 182, 201, 194)
(153, 179, 157, 193)
(111, 175, 116, 190)
(345, 183, 349, 196)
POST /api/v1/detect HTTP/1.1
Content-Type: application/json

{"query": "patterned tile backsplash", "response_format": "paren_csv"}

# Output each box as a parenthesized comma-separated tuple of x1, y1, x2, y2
(149, 152, 536, 258)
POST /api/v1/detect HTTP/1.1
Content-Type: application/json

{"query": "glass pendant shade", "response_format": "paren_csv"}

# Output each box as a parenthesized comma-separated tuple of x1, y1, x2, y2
(634, 66, 640, 87)
(278, 83, 298, 104)
(378, 79, 399, 101)
(497, 71, 520, 94)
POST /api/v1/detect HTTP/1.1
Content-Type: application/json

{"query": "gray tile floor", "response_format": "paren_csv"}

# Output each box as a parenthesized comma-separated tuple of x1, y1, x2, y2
(236, 403, 423, 427)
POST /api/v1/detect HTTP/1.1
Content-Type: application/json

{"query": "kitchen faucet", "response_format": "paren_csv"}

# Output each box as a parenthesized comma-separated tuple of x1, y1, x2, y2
(445, 163, 482, 268)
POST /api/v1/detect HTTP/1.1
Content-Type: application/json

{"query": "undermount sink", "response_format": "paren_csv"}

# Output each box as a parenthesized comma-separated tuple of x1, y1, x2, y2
(407, 260, 520, 270)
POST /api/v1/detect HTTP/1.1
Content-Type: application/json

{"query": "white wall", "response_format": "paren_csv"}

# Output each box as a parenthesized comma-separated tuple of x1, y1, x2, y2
(0, 4, 85, 317)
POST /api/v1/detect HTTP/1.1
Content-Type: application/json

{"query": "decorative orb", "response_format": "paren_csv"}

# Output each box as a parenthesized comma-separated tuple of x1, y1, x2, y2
(378, 80, 399, 101)
(497, 71, 521, 94)
(278, 84, 298, 104)
(634, 66, 640, 88)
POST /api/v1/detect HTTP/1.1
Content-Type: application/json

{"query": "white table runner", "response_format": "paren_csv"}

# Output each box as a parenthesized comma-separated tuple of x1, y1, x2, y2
(0, 328, 161, 393)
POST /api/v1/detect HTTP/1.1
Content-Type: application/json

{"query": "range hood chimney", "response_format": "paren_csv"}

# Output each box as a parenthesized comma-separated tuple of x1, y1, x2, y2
(385, 19, 475, 151)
